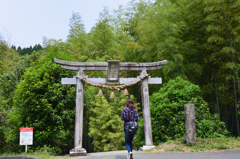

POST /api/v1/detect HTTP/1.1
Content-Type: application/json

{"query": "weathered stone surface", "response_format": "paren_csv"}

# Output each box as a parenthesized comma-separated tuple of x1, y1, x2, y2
(54, 58, 167, 71)
(69, 148, 87, 157)
(184, 104, 196, 144)
(74, 70, 84, 148)
(141, 70, 153, 146)
(140, 145, 155, 151)
(107, 60, 120, 82)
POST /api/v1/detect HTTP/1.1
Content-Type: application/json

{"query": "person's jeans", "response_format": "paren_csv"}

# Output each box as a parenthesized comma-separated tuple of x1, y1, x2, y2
(125, 131, 135, 152)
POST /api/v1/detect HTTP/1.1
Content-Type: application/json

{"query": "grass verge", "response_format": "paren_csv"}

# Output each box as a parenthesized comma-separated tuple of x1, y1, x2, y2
(0, 151, 55, 159)
(148, 136, 240, 153)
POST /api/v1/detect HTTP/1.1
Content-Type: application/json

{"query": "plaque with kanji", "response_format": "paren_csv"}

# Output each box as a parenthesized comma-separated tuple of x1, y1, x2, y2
(107, 60, 120, 82)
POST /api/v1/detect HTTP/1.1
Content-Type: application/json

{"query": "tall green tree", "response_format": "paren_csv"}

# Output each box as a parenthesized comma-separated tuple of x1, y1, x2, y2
(89, 94, 124, 152)
(6, 40, 76, 153)
(89, 92, 137, 152)
(124, 0, 202, 82)
(0, 39, 20, 76)
(0, 51, 41, 108)
(89, 8, 120, 61)
(0, 51, 42, 153)
(67, 12, 89, 61)
(203, 0, 240, 135)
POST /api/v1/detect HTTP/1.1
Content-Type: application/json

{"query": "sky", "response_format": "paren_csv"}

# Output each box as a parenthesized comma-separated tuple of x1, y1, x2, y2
(0, 0, 134, 48)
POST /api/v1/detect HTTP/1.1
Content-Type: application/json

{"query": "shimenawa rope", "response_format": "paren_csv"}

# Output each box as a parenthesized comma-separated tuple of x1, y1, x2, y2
(76, 74, 149, 90)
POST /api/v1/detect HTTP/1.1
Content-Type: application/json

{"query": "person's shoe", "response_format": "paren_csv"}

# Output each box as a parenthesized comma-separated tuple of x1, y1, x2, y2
(126, 152, 130, 159)
(130, 152, 133, 159)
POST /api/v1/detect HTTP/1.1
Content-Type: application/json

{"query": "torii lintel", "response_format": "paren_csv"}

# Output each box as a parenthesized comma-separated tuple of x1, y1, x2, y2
(54, 58, 167, 71)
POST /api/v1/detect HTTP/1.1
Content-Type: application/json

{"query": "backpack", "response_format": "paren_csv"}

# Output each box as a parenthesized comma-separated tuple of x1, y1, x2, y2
(126, 109, 138, 134)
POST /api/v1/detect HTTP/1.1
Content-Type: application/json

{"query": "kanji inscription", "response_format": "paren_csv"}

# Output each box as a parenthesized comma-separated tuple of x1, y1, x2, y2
(107, 60, 120, 82)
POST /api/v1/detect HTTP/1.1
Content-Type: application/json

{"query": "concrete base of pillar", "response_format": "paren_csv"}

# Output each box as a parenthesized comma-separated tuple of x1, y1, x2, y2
(69, 148, 87, 157)
(140, 145, 155, 151)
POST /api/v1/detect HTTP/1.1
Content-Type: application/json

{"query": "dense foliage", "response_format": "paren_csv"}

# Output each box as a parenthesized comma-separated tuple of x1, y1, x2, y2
(88, 93, 135, 152)
(124, 0, 240, 136)
(12, 44, 43, 56)
(5, 44, 76, 153)
(148, 77, 228, 144)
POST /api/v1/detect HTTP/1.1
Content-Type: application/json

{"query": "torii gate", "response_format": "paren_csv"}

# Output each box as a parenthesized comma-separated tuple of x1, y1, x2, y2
(54, 58, 167, 156)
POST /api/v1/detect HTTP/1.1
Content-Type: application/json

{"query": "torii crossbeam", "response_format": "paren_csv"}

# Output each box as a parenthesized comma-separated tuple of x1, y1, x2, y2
(54, 58, 167, 156)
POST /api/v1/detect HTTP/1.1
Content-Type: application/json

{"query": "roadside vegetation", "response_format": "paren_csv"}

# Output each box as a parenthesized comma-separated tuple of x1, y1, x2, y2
(0, 152, 55, 159)
(146, 137, 240, 153)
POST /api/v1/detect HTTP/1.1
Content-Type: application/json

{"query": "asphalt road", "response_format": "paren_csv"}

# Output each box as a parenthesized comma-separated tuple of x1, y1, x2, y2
(58, 150, 240, 159)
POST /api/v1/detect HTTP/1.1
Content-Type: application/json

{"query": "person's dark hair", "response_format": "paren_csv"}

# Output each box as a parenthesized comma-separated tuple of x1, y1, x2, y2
(126, 98, 137, 109)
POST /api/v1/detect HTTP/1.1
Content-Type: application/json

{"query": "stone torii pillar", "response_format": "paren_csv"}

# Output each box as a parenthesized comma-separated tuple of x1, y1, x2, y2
(140, 69, 155, 150)
(74, 70, 84, 149)
(54, 59, 167, 155)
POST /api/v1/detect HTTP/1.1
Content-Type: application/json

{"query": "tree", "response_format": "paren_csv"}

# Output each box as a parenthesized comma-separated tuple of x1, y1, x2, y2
(89, 8, 120, 61)
(0, 40, 20, 76)
(11, 45, 16, 50)
(89, 92, 137, 152)
(203, 0, 240, 136)
(67, 12, 88, 61)
(0, 51, 41, 109)
(17, 46, 22, 55)
(32, 44, 43, 52)
(6, 40, 76, 153)
(15, 44, 43, 56)
(0, 96, 7, 153)
(0, 51, 43, 153)
(89, 94, 123, 152)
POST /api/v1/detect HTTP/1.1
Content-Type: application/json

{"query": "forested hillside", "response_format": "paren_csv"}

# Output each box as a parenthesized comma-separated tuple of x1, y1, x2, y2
(0, 0, 239, 155)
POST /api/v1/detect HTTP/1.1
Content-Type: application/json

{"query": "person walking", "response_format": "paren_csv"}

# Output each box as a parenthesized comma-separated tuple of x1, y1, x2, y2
(121, 98, 139, 159)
